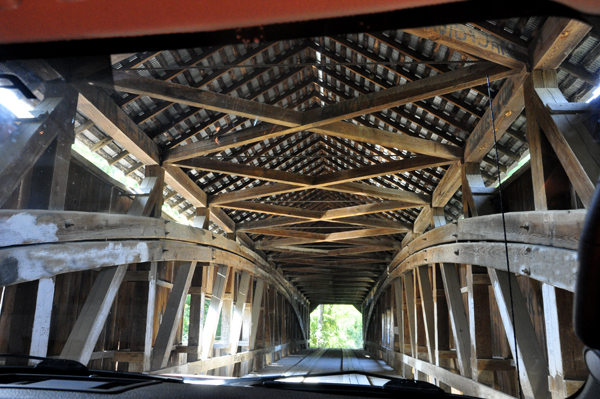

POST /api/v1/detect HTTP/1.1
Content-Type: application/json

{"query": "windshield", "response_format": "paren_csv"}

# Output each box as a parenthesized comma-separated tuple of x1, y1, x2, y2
(0, 6, 599, 399)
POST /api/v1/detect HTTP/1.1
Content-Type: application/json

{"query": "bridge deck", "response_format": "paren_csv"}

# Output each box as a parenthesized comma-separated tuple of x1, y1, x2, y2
(247, 349, 400, 385)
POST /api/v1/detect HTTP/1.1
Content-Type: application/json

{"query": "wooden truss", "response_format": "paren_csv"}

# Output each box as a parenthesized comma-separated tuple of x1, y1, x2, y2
(0, 13, 598, 398)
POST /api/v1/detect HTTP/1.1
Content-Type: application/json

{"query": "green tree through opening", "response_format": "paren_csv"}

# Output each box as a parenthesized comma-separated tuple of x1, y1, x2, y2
(310, 305, 363, 348)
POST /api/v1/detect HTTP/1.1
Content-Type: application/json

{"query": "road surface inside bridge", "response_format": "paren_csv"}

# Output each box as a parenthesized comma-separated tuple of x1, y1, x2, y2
(247, 349, 401, 385)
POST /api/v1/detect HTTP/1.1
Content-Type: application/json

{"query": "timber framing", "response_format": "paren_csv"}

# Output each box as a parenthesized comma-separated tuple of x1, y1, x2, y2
(0, 14, 598, 393)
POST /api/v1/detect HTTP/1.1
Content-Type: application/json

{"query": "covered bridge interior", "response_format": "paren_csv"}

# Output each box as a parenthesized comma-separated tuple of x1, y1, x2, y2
(0, 11, 599, 399)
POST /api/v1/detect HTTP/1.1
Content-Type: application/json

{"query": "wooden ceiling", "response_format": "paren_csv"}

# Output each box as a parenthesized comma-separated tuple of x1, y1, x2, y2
(74, 16, 600, 306)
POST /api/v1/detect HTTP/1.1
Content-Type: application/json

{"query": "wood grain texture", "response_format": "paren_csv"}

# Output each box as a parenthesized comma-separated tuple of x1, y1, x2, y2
(404, 24, 527, 69)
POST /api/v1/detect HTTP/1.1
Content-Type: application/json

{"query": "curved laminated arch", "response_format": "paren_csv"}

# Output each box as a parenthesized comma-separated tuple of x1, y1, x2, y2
(0, 210, 309, 340)
(363, 210, 584, 342)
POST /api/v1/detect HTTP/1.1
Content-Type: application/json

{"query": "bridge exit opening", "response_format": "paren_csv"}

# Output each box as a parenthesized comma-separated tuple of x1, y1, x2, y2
(309, 305, 363, 349)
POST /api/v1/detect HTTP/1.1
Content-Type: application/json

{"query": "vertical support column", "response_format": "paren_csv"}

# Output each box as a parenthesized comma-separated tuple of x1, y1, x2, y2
(187, 265, 207, 363)
(29, 278, 55, 358)
(461, 163, 495, 386)
(264, 285, 274, 365)
(488, 269, 551, 399)
(249, 279, 265, 350)
(433, 265, 452, 392)
(461, 163, 495, 218)
(249, 279, 265, 372)
(127, 165, 164, 217)
(392, 279, 406, 377)
(229, 271, 252, 375)
(200, 265, 229, 360)
(440, 263, 472, 378)
(467, 264, 494, 386)
(416, 266, 435, 364)
(219, 269, 234, 350)
(525, 70, 587, 397)
(60, 265, 128, 365)
(151, 261, 197, 371)
(403, 273, 417, 359)
(126, 164, 164, 371)
(128, 262, 157, 372)
(13, 83, 78, 360)
(194, 207, 210, 229)
(28, 82, 78, 211)
(524, 75, 548, 212)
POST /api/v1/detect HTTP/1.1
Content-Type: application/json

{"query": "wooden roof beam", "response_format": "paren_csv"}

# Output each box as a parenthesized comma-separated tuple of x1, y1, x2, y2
(181, 154, 452, 195)
(255, 227, 404, 249)
(311, 40, 485, 120)
(108, 64, 509, 163)
(365, 31, 493, 97)
(320, 200, 418, 221)
(301, 62, 514, 128)
(219, 201, 323, 220)
(276, 259, 388, 266)
(164, 74, 316, 160)
(311, 121, 462, 160)
(202, 131, 319, 192)
(106, 70, 303, 126)
(76, 82, 160, 165)
(175, 157, 314, 186)
(210, 183, 300, 205)
(75, 82, 209, 209)
(403, 24, 527, 69)
(312, 155, 453, 186)
(226, 197, 420, 224)
(530, 18, 591, 69)
(325, 182, 430, 204)
(117, 46, 226, 107)
(165, 70, 315, 148)
(464, 68, 528, 163)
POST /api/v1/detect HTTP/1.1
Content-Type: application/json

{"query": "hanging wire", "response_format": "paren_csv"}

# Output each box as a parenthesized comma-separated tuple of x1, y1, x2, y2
(486, 75, 522, 398)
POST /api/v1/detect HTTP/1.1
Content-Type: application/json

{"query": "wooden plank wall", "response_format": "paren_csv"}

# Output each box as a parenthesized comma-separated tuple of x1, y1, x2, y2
(64, 158, 131, 214)
(0, 156, 308, 374)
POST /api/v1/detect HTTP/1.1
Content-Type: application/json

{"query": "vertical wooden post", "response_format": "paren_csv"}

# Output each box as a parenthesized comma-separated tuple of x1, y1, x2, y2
(60, 265, 128, 365)
(187, 265, 206, 363)
(249, 279, 265, 372)
(127, 262, 157, 372)
(440, 263, 472, 378)
(151, 261, 197, 370)
(524, 76, 548, 212)
(6, 83, 79, 361)
(524, 70, 587, 397)
(126, 163, 164, 373)
(29, 277, 55, 358)
(393, 279, 407, 377)
(433, 265, 452, 392)
(127, 166, 164, 217)
(229, 272, 251, 356)
(461, 163, 495, 218)
(200, 265, 229, 360)
(467, 264, 494, 386)
(403, 273, 417, 359)
(488, 269, 551, 399)
(417, 266, 435, 364)
(194, 207, 210, 229)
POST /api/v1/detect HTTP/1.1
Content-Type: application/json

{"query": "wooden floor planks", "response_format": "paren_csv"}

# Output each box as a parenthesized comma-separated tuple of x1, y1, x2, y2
(247, 348, 399, 385)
